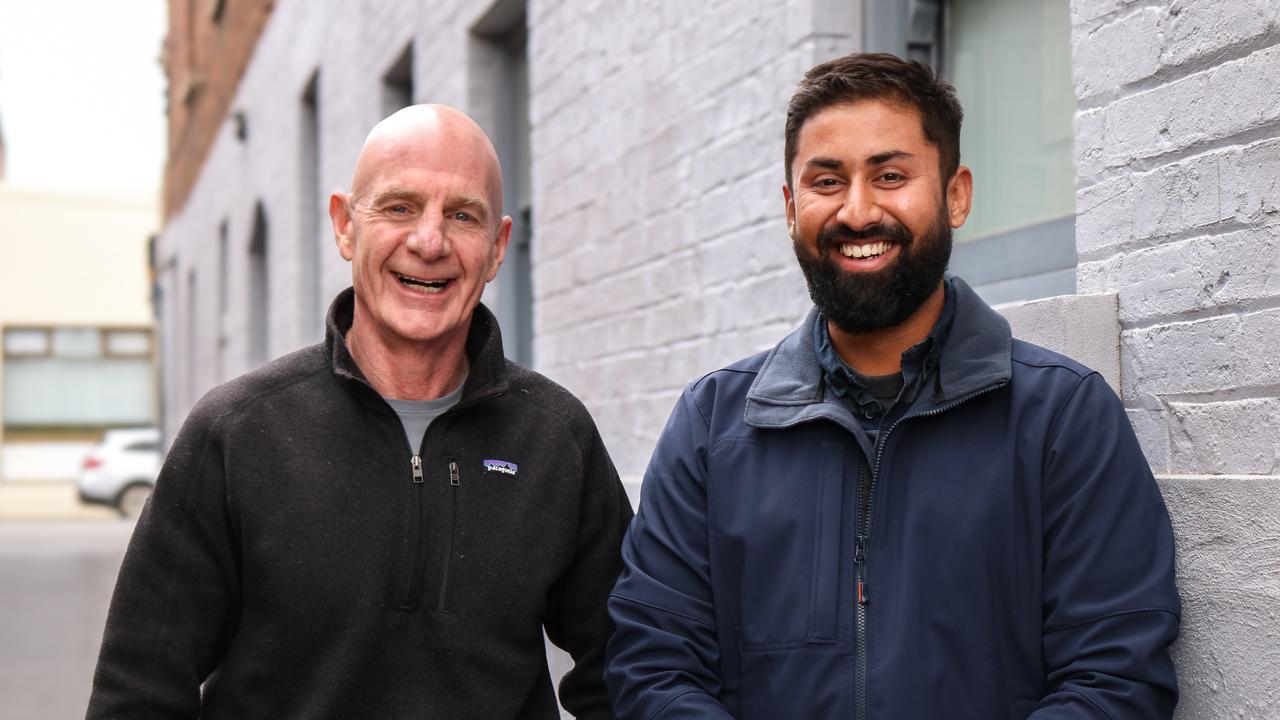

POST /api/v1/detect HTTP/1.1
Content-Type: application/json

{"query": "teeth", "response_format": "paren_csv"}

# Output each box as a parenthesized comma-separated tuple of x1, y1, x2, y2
(396, 273, 448, 293)
(839, 242, 888, 259)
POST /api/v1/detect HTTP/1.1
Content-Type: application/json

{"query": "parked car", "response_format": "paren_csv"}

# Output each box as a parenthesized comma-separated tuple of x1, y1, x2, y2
(78, 427, 162, 517)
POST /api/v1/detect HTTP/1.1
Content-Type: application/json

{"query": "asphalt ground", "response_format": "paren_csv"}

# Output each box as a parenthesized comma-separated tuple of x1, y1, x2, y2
(0, 519, 133, 719)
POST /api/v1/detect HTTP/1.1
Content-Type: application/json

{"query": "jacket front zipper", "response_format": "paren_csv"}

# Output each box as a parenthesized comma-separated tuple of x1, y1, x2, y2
(436, 459, 461, 613)
(400, 454, 426, 609)
(854, 382, 1007, 720)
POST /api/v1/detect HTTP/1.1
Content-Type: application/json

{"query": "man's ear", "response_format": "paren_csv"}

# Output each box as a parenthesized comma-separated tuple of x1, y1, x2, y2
(946, 166, 973, 229)
(783, 183, 797, 238)
(485, 216, 513, 283)
(330, 193, 355, 260)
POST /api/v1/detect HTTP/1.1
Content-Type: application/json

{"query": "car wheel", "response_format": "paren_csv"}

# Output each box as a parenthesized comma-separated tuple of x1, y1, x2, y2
(118, 484, 153, 518)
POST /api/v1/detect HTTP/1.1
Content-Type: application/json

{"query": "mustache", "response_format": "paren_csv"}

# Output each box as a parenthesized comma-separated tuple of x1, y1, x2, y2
(816, 222, 913, 252)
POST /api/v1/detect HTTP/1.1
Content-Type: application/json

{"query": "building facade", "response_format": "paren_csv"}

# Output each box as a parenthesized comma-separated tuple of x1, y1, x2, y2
(156, 0, 1279, 715)
(0, 186, 158, 484)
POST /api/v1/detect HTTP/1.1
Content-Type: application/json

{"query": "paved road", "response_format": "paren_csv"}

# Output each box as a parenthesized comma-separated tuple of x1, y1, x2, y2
(0, 520, 133, 720)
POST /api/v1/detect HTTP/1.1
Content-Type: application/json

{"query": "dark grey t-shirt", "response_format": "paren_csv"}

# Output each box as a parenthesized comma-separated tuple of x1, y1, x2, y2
(385, 379, 466, 454)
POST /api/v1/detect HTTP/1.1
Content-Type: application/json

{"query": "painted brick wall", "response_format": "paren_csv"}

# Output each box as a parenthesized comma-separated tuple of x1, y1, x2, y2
(1070, 1, 1280, 716)
(529, 0, 860, 482)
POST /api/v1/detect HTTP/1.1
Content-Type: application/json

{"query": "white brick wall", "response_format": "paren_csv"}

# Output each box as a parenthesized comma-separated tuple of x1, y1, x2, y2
(529, 0, 859, 477)
(1071, 1, 1280, 715)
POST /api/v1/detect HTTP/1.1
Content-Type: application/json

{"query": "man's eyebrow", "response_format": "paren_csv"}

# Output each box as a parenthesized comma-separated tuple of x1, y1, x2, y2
(803, 157, 844, 172)
(450, 195, 492, 218)
(364, 187, 418, 206)
(868, 149, 914, 165)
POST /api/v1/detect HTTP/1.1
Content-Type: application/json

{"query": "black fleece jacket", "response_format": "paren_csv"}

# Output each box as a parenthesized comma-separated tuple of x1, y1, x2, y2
(86, 289, 633, 719)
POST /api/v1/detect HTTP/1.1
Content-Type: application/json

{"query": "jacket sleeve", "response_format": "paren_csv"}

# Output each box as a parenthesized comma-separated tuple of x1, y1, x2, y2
(85, 403, 240, 719)
(545, 421, 636, 720)
(1031, 372, 1181, 719)
(605, 390, 735, 720)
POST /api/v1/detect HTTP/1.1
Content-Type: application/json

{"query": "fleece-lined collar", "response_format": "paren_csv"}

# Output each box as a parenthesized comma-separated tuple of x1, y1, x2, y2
(322, 287, 509, 408)
(744, 275, 1012, 432)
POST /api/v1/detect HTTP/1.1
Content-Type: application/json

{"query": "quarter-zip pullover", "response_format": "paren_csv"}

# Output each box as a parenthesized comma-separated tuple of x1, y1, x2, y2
(88, 288, 633, 720)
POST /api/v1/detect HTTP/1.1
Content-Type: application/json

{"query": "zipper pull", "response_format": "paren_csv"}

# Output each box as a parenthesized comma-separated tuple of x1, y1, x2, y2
(411, 455, 424, 484)
(855, 533, 869, 606)
(448, 460, 460, 486)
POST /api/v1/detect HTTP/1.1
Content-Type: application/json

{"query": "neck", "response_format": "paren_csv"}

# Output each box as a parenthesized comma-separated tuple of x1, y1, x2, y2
(345, 319, 470, 401)
(828, 281, 946, 376)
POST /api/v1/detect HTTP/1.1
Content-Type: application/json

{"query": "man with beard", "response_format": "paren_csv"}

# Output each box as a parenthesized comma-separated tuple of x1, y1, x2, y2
(604, 53, 1180, 719)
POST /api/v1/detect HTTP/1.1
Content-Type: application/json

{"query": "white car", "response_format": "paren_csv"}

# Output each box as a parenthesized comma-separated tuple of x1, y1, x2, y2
(78, 428, 162, 517)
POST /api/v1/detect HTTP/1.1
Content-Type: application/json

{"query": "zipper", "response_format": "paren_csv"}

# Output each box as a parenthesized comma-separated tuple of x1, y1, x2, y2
(400, 454, 426, 609)
(436, 459, 461, 612)
(853, 382, 1006, 720)
(854, 461, 872, 720)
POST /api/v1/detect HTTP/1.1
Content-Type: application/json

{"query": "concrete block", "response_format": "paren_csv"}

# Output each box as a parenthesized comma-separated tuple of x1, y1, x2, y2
(1072, 6, 1163, 99)
(1157, 474, 1280, 720)
(1128, 407, 1172, 473)
(1073, 107, 1109, 186)
(1070, 0, 1144, 26)
(1075, 257, 1114, 295)
(1168, 399, 1280, 475)
(1162, 0, 1280, 69)
(1076, 174, 1135, 257)
(1103, 44, 1280, 167)
(1122, 307, 1280, 398)
(1221, 136, 1280, 225)
(1132, 150, 1225, 240)
(996, 292, 1121, 393)
(1106, 225, 1280, 324)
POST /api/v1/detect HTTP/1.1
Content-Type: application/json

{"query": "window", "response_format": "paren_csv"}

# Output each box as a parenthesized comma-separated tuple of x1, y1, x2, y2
(864, 0, 1077, 304)
(299, 71, 323, 340)
(382, 45, 414, 118)
(218, 219, 230, 379)
(471, 0, 534, 365)
(105, 329, 152, 357)
(4, 329, 50, 356)
(248, 202, 270, 368)
(2, 327, 156, 429)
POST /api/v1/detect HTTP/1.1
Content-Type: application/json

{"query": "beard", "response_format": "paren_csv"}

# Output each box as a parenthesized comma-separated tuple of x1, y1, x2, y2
(793, 208, 952, 335)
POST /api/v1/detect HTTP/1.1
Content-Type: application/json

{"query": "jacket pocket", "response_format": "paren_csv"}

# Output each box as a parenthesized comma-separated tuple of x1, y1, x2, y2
(807, 442, 845, 643)
(435, 458, 461, 613)
(707, 435, 848, 648)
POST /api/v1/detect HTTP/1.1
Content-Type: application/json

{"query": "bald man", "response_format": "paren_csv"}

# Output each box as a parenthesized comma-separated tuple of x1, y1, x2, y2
(86, 105, 632, 720)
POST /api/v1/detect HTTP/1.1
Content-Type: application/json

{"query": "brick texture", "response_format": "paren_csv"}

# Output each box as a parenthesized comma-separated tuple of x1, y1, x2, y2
(163, 0, 274, 218)
(1073, 2, 1280, 715)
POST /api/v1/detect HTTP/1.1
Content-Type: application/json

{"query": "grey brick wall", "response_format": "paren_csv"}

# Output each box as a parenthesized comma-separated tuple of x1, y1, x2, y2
(528, 0, 861, 481)
(1071, 1, 1280, 716)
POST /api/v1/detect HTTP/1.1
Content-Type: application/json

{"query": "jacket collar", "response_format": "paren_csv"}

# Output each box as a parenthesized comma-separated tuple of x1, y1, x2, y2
(744, 275, 1011, 431)
(322, 287, 509, 407)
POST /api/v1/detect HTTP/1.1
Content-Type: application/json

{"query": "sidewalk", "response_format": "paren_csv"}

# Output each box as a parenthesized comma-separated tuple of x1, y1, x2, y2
(0, 481, 119, 520)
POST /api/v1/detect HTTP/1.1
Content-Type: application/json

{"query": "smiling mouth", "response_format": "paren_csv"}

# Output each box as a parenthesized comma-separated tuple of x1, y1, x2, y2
(838, 241, 891, 259)
(395, 272, 451, 293)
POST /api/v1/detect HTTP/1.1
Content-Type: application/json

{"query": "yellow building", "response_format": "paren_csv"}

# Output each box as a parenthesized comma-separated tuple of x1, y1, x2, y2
(0, 183, 157, 483)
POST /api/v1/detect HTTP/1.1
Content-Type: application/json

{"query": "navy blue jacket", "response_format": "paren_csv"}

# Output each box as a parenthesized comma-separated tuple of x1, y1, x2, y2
(606, 278, 1180, 719)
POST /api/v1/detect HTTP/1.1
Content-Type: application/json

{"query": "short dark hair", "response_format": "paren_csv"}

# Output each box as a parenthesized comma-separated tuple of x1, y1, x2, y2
(784, 53, 964, 187)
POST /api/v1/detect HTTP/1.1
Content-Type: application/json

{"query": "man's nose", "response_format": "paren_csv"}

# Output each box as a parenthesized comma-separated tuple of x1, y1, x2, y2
(405, 214, 450, 259)
(835, 184, 885, 231)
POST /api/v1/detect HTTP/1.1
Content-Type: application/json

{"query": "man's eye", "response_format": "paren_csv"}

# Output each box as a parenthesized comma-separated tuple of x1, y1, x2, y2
(879, 173, 905, 183)
(388, 204, 411, 215)
(815, 178, 842, 188)
(452, 211, 475, 222)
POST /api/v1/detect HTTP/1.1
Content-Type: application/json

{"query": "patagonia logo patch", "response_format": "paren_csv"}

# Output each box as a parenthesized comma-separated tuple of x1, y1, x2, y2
(483, 459, 518, 476)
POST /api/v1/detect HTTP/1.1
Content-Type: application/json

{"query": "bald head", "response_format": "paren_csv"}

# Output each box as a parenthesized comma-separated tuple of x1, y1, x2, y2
(350, 104, 505, 218)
